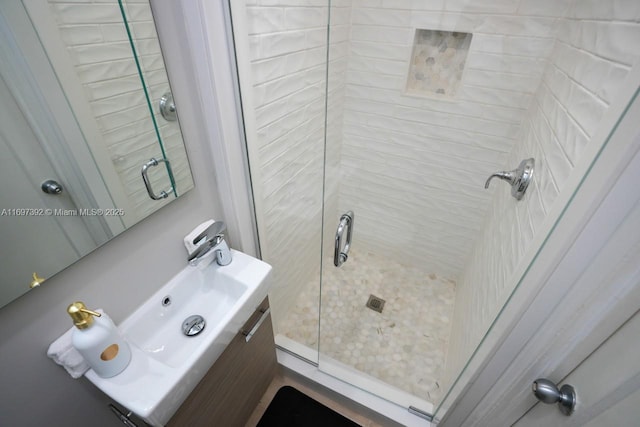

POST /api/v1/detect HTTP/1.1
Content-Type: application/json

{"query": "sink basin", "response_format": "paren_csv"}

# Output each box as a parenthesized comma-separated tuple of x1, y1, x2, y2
(124, 270, 248, 369)
(84, 250, 272, 426)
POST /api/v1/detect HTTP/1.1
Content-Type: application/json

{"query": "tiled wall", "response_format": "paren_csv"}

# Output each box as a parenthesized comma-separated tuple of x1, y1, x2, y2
(47, 0, 193, 220)
(406, 29, 473, 98)
(445, 0, 640, 392)
(242, 0, 330, 333)
(338, 0, 555, 279)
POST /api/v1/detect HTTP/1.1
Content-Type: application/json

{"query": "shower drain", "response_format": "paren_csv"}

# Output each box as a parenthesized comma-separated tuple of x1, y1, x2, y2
(366, 295, 385, 313)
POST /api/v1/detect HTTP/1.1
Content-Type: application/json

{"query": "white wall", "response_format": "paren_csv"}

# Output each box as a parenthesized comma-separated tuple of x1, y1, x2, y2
(0, 2, 231, 425)
(446, 0, 640, 391)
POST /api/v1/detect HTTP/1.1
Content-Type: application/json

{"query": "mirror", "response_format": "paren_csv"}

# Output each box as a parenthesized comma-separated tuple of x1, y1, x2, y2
(0, 0, 194, 308)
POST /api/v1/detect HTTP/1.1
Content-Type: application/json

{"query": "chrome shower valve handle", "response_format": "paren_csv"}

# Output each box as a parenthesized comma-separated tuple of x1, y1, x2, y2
(485, 158, 535, 201)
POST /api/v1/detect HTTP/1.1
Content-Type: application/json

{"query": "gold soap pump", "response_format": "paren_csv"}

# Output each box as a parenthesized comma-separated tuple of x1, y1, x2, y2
(67, 301, 102, 329)
(66, 301, 132, 378)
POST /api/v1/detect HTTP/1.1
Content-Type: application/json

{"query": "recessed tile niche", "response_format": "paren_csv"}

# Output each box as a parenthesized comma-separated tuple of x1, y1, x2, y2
(406, 29, 472, 98)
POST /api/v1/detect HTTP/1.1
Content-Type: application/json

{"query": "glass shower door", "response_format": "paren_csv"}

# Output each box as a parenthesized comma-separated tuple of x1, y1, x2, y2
(229, 0, 640, 421)
(315, 0, 640, 418)
(227, 1, 329, 365)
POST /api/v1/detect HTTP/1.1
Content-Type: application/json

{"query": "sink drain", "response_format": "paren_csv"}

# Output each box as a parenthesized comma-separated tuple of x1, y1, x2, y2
(366, 294, 385, 313)
(182, 315, 206, 336)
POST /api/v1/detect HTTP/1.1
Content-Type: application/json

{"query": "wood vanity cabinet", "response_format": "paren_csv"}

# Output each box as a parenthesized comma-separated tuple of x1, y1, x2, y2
(168, 297, 276, 427)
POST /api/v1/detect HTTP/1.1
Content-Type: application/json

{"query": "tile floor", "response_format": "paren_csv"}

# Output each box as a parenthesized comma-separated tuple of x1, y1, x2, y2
(279, 249, 456, 403)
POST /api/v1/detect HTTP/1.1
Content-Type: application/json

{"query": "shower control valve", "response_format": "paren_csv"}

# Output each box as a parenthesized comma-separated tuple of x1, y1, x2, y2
(485, 158, 534, 201)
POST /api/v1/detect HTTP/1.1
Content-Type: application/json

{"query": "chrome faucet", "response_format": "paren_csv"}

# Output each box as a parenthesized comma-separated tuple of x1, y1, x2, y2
(188, 221, 232, 266)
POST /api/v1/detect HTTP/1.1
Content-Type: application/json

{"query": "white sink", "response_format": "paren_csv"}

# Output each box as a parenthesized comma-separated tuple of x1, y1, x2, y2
(85, 250, 272, 426)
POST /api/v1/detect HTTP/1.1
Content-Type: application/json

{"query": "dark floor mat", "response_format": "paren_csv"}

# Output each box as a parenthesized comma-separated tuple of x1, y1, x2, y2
(257, 385, 361, 427)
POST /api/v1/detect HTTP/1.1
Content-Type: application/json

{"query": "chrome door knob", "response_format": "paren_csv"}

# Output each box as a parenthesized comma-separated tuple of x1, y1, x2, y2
(532, 378, 576, 416)
(41, 179, 63, 194)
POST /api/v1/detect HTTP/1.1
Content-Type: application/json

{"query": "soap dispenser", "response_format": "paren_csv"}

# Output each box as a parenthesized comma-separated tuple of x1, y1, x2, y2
(67, 302, 131, 378)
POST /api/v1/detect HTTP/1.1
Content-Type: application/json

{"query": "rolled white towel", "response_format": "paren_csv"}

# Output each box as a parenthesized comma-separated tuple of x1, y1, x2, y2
(47, 309, 104, 378)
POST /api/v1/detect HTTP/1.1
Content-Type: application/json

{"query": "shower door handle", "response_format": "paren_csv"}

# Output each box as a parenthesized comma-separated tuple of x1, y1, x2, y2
(334, 211, 354, 267)
(141, 157, 172, 200)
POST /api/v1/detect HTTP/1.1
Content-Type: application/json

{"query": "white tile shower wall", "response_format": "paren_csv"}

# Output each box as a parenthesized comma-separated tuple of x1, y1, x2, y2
(339, 0, 556, 279)
(47, 0, 193, 221)
(243, 1, 336, 334)
(445, 0, 640, 393)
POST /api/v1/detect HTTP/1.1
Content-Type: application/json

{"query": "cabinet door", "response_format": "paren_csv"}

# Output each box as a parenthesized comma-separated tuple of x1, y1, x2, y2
(168, 297, 277, 427)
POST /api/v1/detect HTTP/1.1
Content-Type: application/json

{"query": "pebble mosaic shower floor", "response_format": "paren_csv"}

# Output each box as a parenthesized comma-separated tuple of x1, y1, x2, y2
(279, 249, 456, 404)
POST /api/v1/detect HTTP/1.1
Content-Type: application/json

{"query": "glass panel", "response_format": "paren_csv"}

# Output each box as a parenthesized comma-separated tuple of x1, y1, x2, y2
(229, 1, 330, 362)
(118, 0, 198, 206)
(319, 0, 640, 417)
(118, 0, 177, 198)
(434, 83, 640, 421)
(231, 0, 640, 421)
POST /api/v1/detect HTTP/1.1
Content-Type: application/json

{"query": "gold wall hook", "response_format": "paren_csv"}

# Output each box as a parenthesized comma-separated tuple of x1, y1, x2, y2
(29, 272, 46, 289)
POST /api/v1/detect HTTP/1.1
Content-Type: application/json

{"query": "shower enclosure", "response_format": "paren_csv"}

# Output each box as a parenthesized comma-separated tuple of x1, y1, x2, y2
(229, 0, 640, 420)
